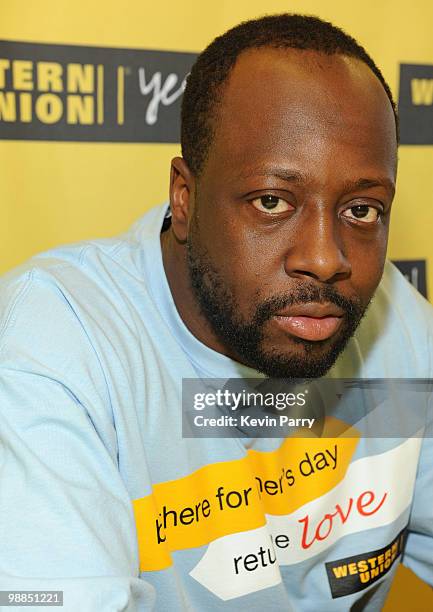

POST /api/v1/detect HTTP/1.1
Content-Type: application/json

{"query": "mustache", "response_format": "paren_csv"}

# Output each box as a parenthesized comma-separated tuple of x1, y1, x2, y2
(253, 283, 365, 326)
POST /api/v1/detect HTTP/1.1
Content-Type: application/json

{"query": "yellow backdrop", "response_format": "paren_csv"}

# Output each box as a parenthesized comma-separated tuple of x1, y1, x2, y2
(1, 1, 432, 608)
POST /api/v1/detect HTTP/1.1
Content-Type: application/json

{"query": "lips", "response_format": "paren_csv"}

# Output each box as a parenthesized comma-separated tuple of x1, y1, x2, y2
(272, 303, 344, 341)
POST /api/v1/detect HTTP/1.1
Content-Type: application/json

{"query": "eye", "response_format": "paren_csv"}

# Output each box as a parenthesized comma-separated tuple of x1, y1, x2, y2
(250, 195, 293, 214)
(341, 204, 381, 224)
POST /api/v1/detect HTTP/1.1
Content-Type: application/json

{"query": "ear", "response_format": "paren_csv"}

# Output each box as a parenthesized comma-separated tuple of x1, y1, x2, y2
(169, 156, 195, 243)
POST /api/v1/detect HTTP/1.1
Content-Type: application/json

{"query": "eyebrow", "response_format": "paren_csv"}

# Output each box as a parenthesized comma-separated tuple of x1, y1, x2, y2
(341, 177, 395, 197)
(239, 167, 396, 197)
(239, 167, 306, 183)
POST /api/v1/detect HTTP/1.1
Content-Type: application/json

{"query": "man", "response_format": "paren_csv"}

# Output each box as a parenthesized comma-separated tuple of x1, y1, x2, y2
(0, 13, 432, 611)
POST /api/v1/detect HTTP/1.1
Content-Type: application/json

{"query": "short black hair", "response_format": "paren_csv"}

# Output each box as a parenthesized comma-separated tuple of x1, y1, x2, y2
(181, 13, 398, 176)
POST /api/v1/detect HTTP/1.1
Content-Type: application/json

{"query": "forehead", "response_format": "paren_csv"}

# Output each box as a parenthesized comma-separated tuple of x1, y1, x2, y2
(203, 47, 397, 181)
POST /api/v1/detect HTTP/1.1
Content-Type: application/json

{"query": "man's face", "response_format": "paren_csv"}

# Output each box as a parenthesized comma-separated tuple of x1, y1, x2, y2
(185, 48, 397, 378)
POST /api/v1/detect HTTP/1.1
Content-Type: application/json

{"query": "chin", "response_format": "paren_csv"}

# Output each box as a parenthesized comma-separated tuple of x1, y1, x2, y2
(253, 334, 351, 379)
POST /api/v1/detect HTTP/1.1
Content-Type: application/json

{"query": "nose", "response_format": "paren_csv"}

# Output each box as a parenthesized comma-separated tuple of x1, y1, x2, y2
(284, 209, 351, 283)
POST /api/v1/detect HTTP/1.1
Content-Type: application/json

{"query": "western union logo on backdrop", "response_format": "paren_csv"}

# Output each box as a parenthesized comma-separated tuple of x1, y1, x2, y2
(398, 63, 433, 144)
(0, 40, 197, 142)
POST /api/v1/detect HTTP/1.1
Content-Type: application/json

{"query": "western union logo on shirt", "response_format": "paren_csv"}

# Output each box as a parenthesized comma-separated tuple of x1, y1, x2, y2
(0, 40, 196, 142)
(325, 528, 407, 598)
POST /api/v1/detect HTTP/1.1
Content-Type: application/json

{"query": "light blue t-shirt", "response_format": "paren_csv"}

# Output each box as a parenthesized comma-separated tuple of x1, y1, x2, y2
(0, 203, 432, 611)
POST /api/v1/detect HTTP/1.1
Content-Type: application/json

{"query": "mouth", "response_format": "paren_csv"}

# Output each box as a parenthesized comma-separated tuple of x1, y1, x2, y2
(272, 303, 344, 342)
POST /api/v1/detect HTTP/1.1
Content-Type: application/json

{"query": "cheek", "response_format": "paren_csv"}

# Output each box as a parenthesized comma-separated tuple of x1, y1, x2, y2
(345, 232, 388, 299)
(208, 222, 280, 287)
(197, 216, 280, 315)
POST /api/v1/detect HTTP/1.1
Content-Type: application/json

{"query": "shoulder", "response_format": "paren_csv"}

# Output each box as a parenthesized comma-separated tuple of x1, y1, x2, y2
(379, 260, 432, 322)
(0, 239, 122, 347)
(371, 260, 433, 346)
(335, 261, 433, 377)
(0, 204, 166, 343)
(0, 204, 169, 388)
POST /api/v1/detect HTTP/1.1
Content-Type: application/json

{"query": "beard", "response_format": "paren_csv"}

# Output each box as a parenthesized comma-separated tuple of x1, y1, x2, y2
(186, 226, 370, 379)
